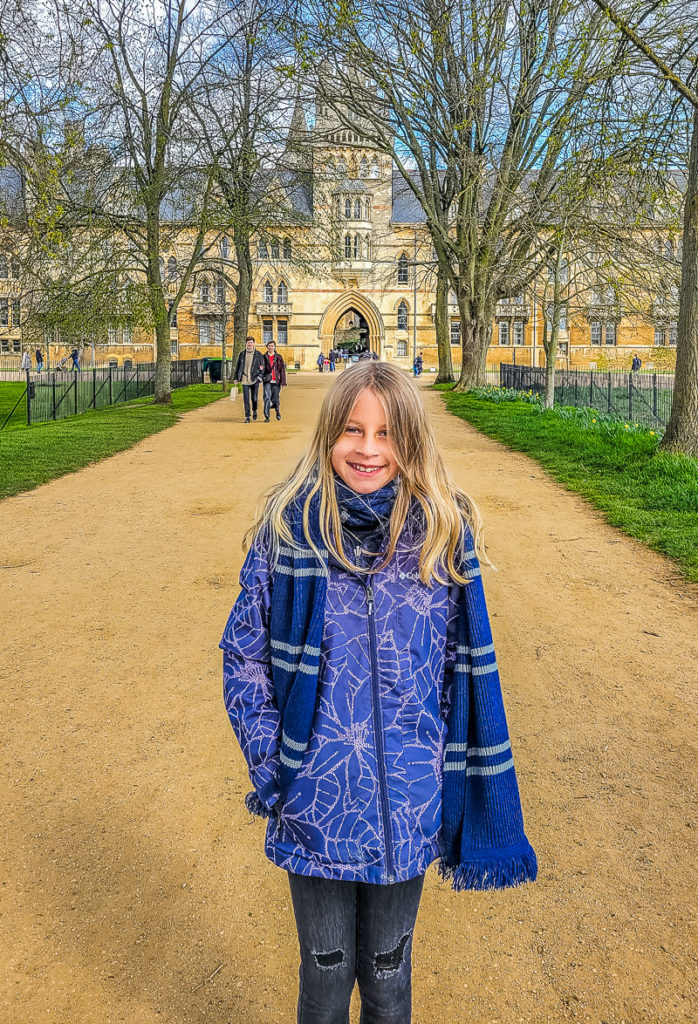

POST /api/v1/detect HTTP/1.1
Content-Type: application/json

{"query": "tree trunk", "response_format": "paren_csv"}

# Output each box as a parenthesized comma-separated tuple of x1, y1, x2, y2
(147, 217, 171, 405)
(454, 307, 489, 391)
(543, 328, 560, 409)
(660, 107, 698, 456)
(232, 235, 253, 365)
(434, 263, 454, 384)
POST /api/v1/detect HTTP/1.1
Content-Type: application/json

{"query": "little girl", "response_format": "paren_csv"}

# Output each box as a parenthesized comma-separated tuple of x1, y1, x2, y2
(220, 361, 536, 1023)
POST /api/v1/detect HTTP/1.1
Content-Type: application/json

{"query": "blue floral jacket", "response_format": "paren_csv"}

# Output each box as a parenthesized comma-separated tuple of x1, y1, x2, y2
(220, 518, 462, 883)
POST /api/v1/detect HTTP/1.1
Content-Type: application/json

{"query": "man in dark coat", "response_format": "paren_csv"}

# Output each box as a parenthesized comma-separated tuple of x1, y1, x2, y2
(262, 340, 287, 421)
(233, 336, 265, 422)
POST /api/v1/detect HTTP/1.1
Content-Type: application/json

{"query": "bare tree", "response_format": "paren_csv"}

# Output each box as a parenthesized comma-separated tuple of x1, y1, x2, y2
(588, 0, 698, 454)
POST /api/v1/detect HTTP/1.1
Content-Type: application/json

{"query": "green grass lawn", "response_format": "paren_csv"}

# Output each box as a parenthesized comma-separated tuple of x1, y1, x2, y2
(0, 382, 28, 429)
(0, 383, 227, 500)
(435, 385, 698, 583)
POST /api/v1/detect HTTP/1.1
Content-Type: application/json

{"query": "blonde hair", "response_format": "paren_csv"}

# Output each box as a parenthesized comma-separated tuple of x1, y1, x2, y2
(243, 361, 493, 585)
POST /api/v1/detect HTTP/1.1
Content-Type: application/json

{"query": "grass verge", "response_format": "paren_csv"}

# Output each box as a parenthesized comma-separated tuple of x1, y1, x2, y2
(0, 383, 226, 500)
(435, 385, 698, 583)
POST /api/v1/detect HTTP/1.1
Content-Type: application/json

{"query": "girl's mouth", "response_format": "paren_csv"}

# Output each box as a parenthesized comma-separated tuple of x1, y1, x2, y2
(347, 462, 385, 475)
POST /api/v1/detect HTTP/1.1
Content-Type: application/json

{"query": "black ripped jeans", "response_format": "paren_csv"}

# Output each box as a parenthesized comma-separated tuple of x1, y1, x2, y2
(287, 871, 425, 1024)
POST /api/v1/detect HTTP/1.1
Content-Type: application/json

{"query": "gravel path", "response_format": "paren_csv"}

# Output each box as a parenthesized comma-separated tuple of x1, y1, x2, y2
(1, 374, 696, 1024)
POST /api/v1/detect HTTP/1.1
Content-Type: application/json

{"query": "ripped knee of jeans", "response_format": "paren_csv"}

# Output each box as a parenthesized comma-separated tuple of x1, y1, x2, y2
(312, 948, 345, 970)
(373, 931, 412, 977)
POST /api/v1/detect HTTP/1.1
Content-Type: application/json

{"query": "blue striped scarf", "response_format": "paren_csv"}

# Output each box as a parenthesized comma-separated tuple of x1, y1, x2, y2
(255, 477, 537, 892)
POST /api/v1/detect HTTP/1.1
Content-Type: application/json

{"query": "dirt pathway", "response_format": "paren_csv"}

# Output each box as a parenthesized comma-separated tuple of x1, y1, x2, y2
(1, 374, 696, 1024)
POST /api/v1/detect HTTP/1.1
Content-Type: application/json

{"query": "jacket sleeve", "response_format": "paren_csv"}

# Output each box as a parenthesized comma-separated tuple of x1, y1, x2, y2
(220, 527, 282, 811)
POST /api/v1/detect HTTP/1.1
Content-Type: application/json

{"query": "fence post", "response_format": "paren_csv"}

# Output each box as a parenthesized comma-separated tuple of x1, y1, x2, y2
(26, 368, 31, 426)
(574, 369, 578, 403)
(109, 367, 112, 405)
(74, 375, 78, 416)
(653, 373, 658, 418)
(628, 372, 633, 419)
(52, 374, 57, 420)
(589, 370, 593, 407)
(608, 372, 612, 414)
(93, 367, 97, 409)
(136, 362, 140, 396)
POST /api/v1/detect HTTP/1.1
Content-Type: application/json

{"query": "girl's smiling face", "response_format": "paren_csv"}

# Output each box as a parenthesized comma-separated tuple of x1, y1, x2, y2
(331, 387, 399, 494)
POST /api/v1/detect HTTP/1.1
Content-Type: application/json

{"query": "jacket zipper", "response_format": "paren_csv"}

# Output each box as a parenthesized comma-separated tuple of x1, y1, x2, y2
(365, 579, 396, 883)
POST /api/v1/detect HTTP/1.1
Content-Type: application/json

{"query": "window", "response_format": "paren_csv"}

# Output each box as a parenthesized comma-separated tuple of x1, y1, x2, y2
(263, 280, 273, 303)
(560, 307, 568, 331)
(498, 321, 509, 345)
(200, 281, 210, 303)
(108, 324, 118, 346)
(353, 235, 360, 258)
(167, 257, 177, 281)
(10, 257, 20, 279)
(396, 339, 407, 356)
(11, 299, 20, 326)
(215, 277, 225, 304)
(11, 337, 19, 352)
(277, 280, 288, 303)
(122, 326, 132, 345)
(397, 302, 408, 330)
(513, 320, 525, 345)
(199, 319, 211, 345)
(365, 199, 371, 220)
(0, 255, 7, 277)
(345, 197, 351, 218)
(278, 319, 288, 345)
(360, 158, 368, 178)
(605, 285, 616, 304)
(397, 254, 408, 285)
(370, 159, 378, 178)
(354, 199, 361, 219)
(605, 322, 616, 346)
(170, 338, 178, 357)
(559, 342, 569, 355)
(283, 239, 292, 260)
(450, 321, 461, 346)
(259, 240, 269, 259)
(654, 327, 666, 346)
(337, 158, 347, 174)
(590, 321, 602, 345)
(214, 319, 224, 344)
(271, 238, 280, 259)
(345, 234, 352, 259)
(669, 322, 678, 345)
(0, 298, 7, 326)
(220, 236, 230, 259)
(159, 257, 165, 279)
(546, 304, 568, 331)
(262, 320, 273, 345)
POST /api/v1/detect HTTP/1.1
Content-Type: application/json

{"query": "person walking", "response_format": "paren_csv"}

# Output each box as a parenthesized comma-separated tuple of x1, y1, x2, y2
(233, 336, 265, 423)
(316, 351, 324, 373)
(413, 352, 423, 377)
(631, 353, 642, 372)
(220, 361, 537, 1024)
(35, 348, 43, 373)
(262, 340, 286, 422)
(70, 348, 80, 372)
(329, 348, 336, 372)
(21, 350, 31, 373)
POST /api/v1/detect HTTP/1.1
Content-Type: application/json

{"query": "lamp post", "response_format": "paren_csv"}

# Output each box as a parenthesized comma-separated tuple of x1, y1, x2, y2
(412, 229, 418, 365)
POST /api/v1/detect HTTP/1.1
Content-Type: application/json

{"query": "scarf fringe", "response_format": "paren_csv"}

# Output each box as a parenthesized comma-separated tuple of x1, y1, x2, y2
(437, 848, 538, 892)
(244, 790, 274, 819)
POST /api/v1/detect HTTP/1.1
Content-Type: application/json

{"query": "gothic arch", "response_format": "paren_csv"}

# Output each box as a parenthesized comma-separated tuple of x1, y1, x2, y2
(318, 290, 385, 353)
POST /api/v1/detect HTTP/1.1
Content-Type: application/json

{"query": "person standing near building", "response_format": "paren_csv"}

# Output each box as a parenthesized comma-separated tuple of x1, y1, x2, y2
(263, 340, 286, 422)
(21, 350, 31, 373)
(631, 353, 642, 372)
(35, 348, 44, 373)
(234, 336, 265, 423)
(316, 352, 324, 373)
(329, 348, 336, 372)
(70, 348, 81, 372)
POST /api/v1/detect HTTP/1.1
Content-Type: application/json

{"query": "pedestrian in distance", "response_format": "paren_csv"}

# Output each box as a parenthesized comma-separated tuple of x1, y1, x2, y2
(316, 351, 324, 373)
(20, 350, 31, 372)
(262, 340, 286, 421)
(220, 360, 537, 1024)
(35, 348, 43, 373)
(70, 348, 80, 372)
(413, 352, 423, 377)
(631, 353, 642, 372)
(329, 348, 336, 372)
(233, 336, 265, 423)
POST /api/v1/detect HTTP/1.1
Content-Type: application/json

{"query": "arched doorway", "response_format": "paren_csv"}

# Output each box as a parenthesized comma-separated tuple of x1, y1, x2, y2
(333, 308, 370, 356)
(318, 290, 385, 358)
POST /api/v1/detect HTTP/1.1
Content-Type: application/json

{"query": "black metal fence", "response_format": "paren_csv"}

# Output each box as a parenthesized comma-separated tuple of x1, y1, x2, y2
(21, 359, 205, 426)
(500, 364, 674, 429)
